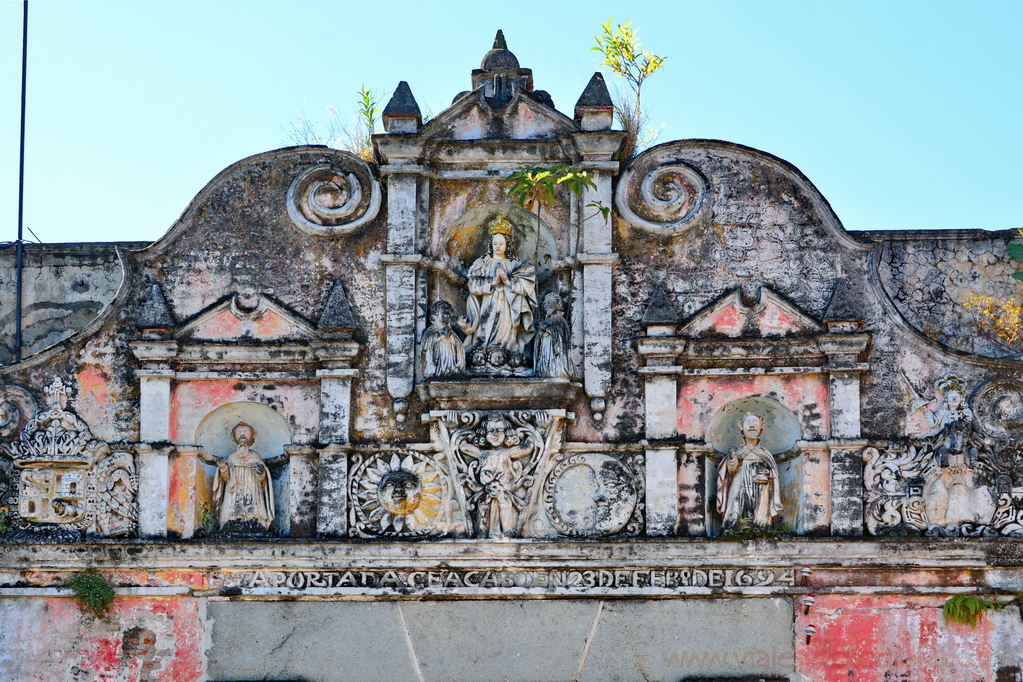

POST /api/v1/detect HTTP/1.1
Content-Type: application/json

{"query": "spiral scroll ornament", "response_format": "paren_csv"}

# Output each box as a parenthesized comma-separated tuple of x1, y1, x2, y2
(286, 155, 381, 236)
(973, 378, 1023, 438)
(615, 146, 710, 237)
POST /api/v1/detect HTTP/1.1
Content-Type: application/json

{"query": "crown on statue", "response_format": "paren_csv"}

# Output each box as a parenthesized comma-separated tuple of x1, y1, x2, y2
(487, 216, 513, 237)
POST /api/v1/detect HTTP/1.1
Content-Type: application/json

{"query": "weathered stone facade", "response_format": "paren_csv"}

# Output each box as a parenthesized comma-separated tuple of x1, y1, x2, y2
(1, 33, 1022, 682)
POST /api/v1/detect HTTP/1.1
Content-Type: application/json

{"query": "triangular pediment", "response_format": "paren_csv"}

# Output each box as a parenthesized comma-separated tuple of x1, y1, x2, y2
(680, 286, 824, 339)
(177, 293, 317, 342)
(421, 89, 577, 141)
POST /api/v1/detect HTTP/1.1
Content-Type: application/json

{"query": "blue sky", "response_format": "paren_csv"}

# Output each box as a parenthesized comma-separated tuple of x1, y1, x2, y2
(0, 0, 1020, 244)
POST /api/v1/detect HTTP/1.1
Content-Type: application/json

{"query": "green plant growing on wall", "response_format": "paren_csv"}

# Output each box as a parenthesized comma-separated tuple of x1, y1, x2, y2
(942, 594, 1009, 628)
(592, 17, 667, 160)
(1008, 228, 1023, 283)
(0, 506, 10, 535)
(284, 85, 381, 161)
(198, 499, 217, 536)
(64, 569, 117, 620)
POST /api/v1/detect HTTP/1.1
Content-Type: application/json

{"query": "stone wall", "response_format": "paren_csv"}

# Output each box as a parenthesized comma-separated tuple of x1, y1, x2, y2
(0, 241, 147, 363)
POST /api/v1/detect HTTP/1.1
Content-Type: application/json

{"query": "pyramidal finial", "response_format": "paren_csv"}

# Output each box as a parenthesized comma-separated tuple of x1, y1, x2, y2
(382, 81, 422, 133)
(135, 281, 175, 329)
(493, 29, 507, 50)
(576, 72, 614, 109)
(318, 281, 357, 332)
(642, 283, 683, 327)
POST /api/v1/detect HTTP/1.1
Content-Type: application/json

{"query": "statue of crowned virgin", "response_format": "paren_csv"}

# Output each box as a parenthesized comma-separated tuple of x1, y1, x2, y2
(457, 216, 537, 371)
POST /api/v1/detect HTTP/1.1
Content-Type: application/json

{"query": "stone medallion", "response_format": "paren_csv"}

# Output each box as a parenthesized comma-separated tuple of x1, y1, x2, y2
(543, 453, 640, 536)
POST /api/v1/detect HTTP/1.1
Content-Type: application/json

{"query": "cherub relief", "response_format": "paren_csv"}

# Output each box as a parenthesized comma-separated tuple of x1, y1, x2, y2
(456, 413, 536, 537)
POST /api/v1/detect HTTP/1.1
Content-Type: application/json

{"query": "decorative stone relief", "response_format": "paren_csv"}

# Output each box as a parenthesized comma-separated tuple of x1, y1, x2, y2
(349, 451, 459, 537)
(542, 452, 643, 536)
(863, 374, 1022, 537)
(972, 378, 1023, 438)
(614, 144, 710, 237)
(286, 155, 382, 235)
(430, 410, 566, 538)
(715, 412, 784, 531)
(534, 293, 573, 379)
(0, 385, 36, 442)
(1, 378, 138, 537)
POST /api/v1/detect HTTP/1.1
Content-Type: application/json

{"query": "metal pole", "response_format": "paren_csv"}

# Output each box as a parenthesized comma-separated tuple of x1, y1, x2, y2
(14, 0, 28, 363)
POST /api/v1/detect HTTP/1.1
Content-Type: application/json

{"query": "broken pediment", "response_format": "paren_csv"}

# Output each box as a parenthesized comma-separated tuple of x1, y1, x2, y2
(680, 285, 825, 339)
(422, 88, 577, 141)
(419, 31, 577, 141)
(176, 291, 318, 343)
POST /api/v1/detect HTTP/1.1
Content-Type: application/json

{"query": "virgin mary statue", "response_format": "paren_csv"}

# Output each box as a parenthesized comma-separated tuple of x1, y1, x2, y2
(458, 216, 537, 358)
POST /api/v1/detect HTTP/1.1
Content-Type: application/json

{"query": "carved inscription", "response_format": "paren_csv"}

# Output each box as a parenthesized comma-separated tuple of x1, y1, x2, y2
(211, 567, 796, 592)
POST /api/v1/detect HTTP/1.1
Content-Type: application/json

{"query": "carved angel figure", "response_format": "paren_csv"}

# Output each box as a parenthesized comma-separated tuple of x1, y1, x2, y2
(534, 293, 573, 379)
(911, 375, 994, 527)
(422, 300, 466, 378)
(715, 412, 784, 531)
(200, 423, 277, 532)
(457, 217, 536, 361)
(457, 413, 535, 537)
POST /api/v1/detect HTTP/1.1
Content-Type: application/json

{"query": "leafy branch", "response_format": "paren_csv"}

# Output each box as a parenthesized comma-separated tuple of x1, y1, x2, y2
(284, 85, 381, 161)
(508, 165, 599, 266)
(592, 17, 667, 159)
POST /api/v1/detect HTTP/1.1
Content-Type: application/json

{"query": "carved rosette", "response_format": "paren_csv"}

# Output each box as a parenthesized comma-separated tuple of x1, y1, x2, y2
(973, 379, 1023, 438)
(1, 378, 138, 537)
(348, 451, 458, 538)
(286, 153, 381, 236)
(542, 452, 643, 537)
(615, 143, 710, 237)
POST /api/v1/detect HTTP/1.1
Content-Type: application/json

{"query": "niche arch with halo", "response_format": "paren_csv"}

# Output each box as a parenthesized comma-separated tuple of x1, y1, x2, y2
(706, 396, 802, 457)
(196, 401, 293, 536)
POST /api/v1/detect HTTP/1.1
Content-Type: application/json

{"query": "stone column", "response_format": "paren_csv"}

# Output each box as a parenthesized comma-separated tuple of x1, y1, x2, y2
(799, 445, 831, 534)
(316, 444, 349, 537)
(286, 445, 319, 538)
(677, 447, 706, 537)
(375, 134, 426, 407)
(830, 443, 867, 536)
(316, 369, 358, 444)
(134, 443, 169, 537)
(819, 331, 869, 536)
(573, 122, 624, 414)
(167, 445, 209, 539)
(137, 370, 173, 442)
(637, 333, 685, 536)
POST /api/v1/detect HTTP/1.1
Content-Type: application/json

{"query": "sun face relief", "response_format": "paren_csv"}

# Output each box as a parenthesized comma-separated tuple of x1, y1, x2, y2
(378, 469, 423, 516)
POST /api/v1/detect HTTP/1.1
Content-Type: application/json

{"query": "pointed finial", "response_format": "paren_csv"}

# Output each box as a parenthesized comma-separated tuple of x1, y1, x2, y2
(382, 81, 422, 133)
(575, 72, 615, 130)
(318, 281, 357, 333)
(493, 29, 507, 50)
(642, 283, 683, 328)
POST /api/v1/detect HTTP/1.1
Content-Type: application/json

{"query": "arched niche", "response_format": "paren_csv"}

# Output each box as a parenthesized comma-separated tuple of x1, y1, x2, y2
(195, 401, 292, 536)
(441, 203, 559, 285)
(706, 396, 801, 456)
